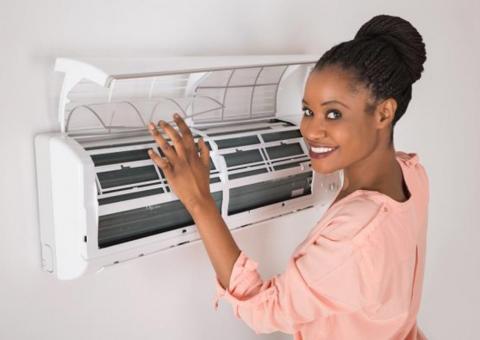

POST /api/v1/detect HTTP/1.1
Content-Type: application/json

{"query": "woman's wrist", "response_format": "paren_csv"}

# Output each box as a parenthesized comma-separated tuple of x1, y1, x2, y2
(187, 195, 218, 220)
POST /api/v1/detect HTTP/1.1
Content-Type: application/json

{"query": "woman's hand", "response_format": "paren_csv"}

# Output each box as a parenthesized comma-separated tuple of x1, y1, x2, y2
(147, 113, 212, 213)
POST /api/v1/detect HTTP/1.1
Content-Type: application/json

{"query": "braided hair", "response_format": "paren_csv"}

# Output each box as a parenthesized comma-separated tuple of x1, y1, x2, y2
(313, 14, 427, 144)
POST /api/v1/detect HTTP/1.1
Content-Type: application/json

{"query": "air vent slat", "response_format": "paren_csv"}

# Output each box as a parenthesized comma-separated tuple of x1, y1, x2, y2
(98, 192, 222, 248)
(228, 168, 268, 180)
(91, 149, 151, 166)
(98, 187, 165, 205)
(273, 161, 304, 171)
(97, 166, 159, 189)
(228, 172, 312, 215)
(224, 149, 264, 167)
(262, 129, 302, 142)
(216, 135, 260, 149)
(266, 143, 304, 159)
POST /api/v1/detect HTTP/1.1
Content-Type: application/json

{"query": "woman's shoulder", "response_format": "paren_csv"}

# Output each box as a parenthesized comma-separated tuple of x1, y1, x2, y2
(395, 150, 428, 180)
(395, 150, 419, 165)
(395, 150, 430, 202)
(320, 194, 388, 243)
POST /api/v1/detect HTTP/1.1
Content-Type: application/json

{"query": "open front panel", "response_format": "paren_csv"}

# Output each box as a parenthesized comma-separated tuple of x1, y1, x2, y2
(58, 58, 315, 134)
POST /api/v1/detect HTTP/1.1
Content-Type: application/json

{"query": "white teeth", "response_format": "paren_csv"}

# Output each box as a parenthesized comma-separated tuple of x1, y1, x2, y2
(311, 146, 335, 153)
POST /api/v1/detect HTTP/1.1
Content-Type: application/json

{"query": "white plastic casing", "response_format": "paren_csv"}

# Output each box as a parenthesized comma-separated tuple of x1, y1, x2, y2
(34, 56, 343, 279)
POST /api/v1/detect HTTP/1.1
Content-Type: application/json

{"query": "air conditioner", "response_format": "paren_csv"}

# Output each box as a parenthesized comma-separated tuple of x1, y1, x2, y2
(35, 55, 343, 279)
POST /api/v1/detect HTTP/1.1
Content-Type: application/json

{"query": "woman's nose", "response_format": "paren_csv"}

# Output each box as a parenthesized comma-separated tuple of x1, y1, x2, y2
(302, 120, 327, 140)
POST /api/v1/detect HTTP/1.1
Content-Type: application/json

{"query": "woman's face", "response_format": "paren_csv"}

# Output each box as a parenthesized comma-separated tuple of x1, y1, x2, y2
(300, 65, 388, 175)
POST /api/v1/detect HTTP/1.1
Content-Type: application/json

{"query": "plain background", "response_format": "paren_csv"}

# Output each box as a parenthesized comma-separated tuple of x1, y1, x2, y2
(1, 0, 479, 339)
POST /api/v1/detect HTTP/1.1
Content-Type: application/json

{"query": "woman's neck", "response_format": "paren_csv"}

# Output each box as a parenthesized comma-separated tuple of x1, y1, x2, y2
(341, 144, 402, 197)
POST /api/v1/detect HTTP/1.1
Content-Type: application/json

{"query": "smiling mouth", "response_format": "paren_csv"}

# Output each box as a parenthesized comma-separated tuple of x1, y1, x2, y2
(309, 145, 339, 159)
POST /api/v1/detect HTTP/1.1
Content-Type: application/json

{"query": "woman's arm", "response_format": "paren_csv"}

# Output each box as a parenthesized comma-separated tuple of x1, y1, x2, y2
(189, 197, 241, 290)
(147, 113, 240, 289)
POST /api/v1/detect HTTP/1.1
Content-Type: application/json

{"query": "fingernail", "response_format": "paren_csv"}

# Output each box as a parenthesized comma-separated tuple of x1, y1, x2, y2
(159, 120, 165, 126)
(148, 122, 155, 130)
(174, 113, 180, 119)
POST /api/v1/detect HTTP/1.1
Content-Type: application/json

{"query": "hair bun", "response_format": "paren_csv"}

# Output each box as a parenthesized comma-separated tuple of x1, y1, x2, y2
(354, 14, 426, 83)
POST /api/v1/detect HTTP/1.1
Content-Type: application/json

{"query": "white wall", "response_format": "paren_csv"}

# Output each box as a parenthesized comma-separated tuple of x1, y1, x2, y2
(1, 0, 479, 339)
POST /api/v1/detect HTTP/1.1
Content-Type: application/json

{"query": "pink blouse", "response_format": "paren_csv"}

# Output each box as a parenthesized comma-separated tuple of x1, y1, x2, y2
(213, 151, 429, 339)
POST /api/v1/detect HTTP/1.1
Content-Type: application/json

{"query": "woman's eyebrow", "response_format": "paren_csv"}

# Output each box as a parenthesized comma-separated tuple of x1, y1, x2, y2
(302, 99, 350, 109)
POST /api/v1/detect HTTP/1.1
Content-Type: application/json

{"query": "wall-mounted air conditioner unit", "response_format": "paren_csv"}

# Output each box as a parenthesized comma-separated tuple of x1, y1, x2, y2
(35, 55, 343, 279)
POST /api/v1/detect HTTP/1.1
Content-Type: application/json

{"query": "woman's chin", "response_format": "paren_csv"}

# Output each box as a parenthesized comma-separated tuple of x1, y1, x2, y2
(310, 162, 338, 175)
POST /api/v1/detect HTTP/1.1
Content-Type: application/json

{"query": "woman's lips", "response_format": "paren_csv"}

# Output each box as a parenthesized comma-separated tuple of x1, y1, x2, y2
(309, 146, 339, 159)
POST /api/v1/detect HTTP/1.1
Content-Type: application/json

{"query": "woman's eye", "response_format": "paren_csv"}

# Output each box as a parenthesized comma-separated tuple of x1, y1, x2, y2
(302, 107, 313, 117)
(326, 110, 341, 120)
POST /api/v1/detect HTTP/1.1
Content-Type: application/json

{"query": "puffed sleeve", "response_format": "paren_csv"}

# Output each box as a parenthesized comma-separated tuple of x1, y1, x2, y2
(213, 196, 389, 335)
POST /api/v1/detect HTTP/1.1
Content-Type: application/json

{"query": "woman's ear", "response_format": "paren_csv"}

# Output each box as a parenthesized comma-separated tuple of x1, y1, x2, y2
(376, 98, 397, 127)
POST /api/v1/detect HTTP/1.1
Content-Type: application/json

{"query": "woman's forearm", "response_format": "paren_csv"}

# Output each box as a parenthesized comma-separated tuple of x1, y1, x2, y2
(189, 197, 241, 290)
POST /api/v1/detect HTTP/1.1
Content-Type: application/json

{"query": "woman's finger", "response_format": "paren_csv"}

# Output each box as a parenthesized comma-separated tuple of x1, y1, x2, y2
(148, 122, 179, 164)
(173, 113, 196, 156)
(148, 149, 173, 177)
(198, 137, 210, 169)
(157, 119, 187, 161)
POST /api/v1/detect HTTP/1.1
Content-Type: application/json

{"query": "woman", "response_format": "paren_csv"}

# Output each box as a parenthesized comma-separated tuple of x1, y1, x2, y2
(147, 14, 429, 340)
